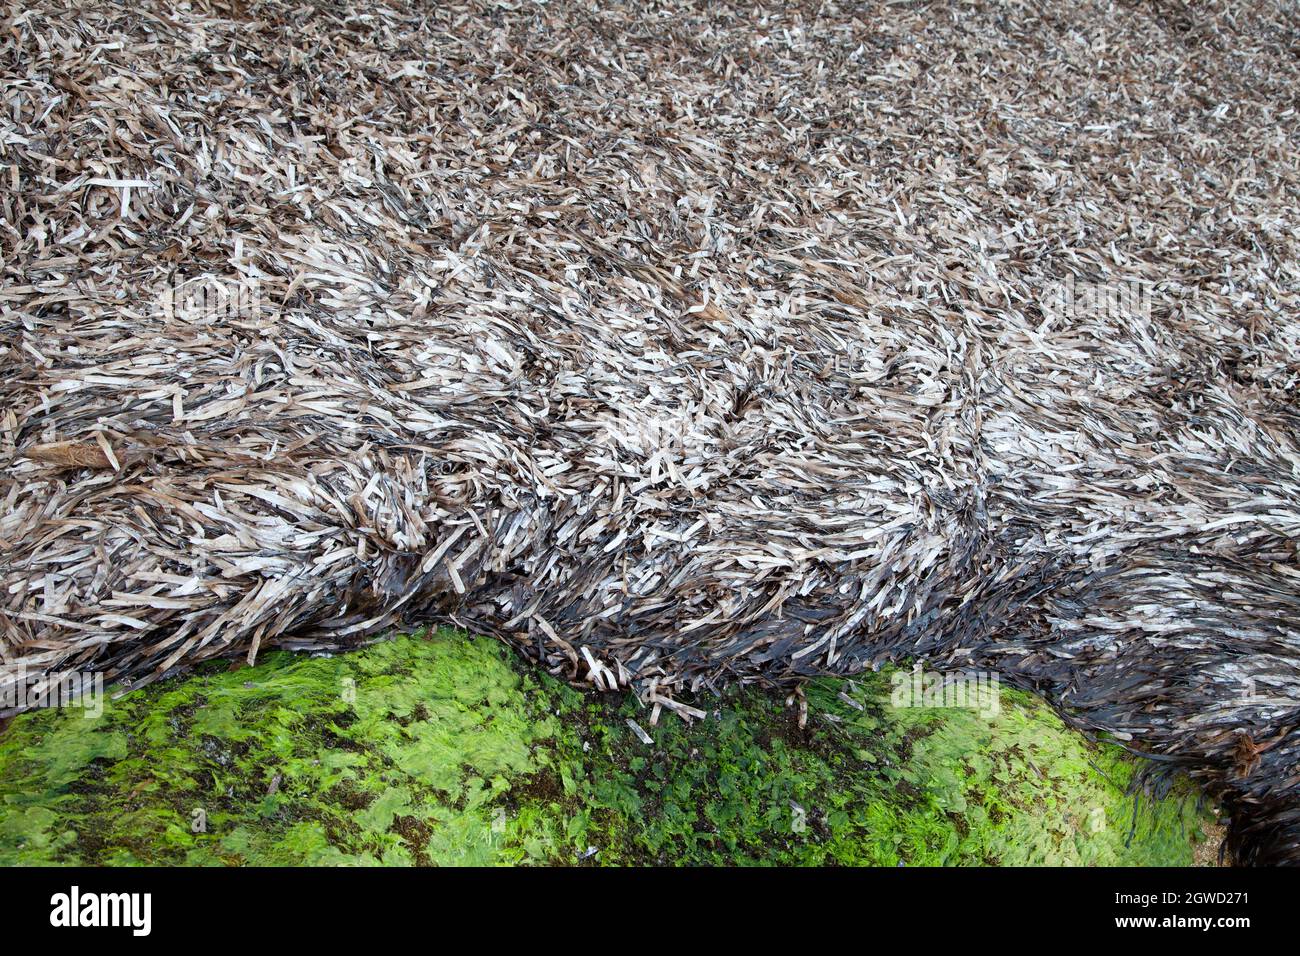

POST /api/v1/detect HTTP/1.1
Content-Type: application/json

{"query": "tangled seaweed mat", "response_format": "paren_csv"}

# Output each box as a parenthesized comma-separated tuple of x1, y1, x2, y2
(0, 629, 1213, 866)
(4, 0, 1300, 864)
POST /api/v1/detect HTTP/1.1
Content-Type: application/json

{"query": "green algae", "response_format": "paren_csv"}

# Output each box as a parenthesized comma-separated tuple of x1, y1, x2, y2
(0, 629, 1212, 866)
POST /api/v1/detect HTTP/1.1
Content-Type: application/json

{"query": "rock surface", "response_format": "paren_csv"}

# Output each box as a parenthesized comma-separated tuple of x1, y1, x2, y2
(0, 629, 1211, 866)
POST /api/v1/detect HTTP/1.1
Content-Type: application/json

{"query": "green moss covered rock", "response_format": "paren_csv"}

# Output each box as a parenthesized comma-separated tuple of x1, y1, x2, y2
(0, 629, 1212, 865)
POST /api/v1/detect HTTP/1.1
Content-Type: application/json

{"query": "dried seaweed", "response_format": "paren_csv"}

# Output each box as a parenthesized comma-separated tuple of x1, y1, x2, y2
(2, 0, 1299, 862)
